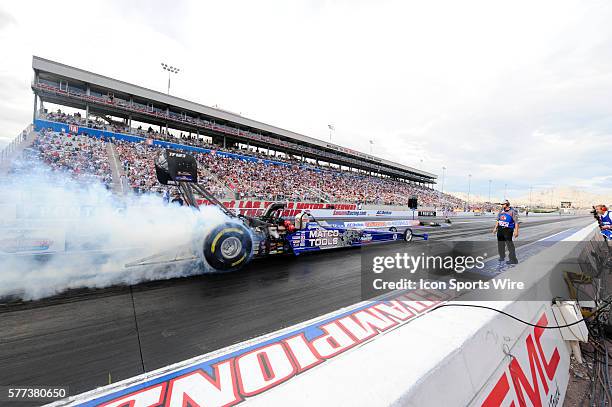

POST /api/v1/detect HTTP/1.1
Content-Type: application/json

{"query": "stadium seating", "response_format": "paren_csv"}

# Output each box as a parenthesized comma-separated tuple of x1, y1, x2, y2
(15, 128, 112, 188)
(28, 112, 488, 209)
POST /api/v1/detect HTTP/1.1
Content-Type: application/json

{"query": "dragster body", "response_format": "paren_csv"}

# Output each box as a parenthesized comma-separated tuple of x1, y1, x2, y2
(133, 149, 444, 272)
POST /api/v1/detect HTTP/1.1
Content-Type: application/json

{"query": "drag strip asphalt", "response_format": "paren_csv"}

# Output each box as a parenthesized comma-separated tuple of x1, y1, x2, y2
(0, 215, 593, 399)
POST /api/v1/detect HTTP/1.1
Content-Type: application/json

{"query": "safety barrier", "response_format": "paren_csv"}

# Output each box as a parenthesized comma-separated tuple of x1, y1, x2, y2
(46, 222, 603, 406)
(0, 125, 33, 168)
(235, 224, 602, 406)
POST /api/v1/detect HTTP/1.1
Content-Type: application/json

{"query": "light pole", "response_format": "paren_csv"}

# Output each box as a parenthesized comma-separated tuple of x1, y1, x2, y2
(440, 166, 447, 212)
(529, 186, 533, 211)
(441, 166, 446, 194)
(467, 174, 472, 210)
(550, 186, 554, 208)
(328, 124, 335, 141)
(488, 179, 492, 203)
(369, 140, 374, 154)
(161, 62, 180, 95)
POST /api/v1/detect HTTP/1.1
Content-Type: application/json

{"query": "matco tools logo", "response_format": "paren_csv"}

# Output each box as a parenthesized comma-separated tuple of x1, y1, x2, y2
(307, 229, 339, 246)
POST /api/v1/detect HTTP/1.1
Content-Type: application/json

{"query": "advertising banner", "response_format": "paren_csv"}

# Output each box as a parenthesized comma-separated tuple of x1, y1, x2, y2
(0, 228, 66, 254)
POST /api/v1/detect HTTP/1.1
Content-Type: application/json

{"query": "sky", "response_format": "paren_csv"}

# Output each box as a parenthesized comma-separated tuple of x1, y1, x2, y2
(1, 0, 611, 202)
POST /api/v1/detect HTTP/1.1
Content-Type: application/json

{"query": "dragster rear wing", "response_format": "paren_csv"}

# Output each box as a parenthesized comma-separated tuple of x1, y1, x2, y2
(154, 149, 236, 218)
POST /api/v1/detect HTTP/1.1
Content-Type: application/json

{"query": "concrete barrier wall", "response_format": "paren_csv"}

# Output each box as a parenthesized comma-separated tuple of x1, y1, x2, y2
(241, 224, 601, 406)
(49, 224, 604, 407)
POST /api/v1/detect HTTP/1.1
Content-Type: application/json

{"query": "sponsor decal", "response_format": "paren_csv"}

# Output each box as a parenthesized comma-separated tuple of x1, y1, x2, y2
(343, 220, 417, 229)
(307, 229, 340, 246)
(477, 311, 566, 407)
(75, 293, 446, 407)
(332, 210, 367, 216)
(69, 124, 79, 133)
(498, 214, 510, 228)
(418, 211, 436, 217)
(360, 233, 373, 242)
(376, 210, 392, 216)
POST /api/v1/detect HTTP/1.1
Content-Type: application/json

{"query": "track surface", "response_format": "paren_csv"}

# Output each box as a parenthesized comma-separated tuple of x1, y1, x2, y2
(0, 215, 592, 398)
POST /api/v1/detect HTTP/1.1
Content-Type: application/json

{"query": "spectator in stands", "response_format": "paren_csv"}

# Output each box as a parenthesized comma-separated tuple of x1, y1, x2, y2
(37, 111, 475, 209)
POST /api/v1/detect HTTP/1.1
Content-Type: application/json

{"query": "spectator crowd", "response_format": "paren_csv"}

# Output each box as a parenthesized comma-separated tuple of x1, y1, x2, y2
(14, 128, 112, 188)
(27, 112, 481, 209)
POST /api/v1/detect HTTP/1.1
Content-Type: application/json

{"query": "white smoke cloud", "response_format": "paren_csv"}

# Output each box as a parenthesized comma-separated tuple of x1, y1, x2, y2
(0, 162, 234, 300)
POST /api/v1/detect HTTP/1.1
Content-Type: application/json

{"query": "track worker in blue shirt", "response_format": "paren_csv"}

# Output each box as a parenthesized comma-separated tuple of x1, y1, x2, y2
(492, 200, 520, 264)
(595, 204, 612, 239)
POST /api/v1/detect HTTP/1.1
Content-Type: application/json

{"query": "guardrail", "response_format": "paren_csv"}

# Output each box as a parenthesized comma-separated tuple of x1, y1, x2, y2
(33, 83, 431, 181)
(0, 125, 31, 164)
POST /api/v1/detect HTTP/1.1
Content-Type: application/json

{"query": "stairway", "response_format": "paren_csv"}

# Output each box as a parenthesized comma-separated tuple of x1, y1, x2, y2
(106, 142, 126, 195)
(307, 186, 330, 203)
(199, 166, 235, 199)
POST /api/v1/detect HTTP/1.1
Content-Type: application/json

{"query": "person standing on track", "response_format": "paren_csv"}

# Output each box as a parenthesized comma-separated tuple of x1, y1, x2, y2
(595, 204, 612, 239)
(492, 199, 520, 264)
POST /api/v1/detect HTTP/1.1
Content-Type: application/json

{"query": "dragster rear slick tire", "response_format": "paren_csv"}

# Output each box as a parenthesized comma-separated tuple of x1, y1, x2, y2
(203, 223, 253, 271)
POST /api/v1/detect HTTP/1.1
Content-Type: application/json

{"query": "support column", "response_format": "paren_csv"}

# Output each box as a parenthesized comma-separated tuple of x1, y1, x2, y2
(166, 107, 169, 134)
(85, 84, 90, 126)
(33, 93, 38, 122)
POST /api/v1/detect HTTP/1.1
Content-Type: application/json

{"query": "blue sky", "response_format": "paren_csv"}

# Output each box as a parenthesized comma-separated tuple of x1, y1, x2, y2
(1, 0, 611, 201)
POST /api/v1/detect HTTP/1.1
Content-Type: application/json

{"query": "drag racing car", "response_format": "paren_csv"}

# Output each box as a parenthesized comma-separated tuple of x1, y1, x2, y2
(135, 149, 436, 272)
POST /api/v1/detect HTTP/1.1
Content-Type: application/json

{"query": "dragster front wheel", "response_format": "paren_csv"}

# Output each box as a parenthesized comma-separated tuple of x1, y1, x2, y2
(404, 229, 413, 242)
(203, 223, 253, 271)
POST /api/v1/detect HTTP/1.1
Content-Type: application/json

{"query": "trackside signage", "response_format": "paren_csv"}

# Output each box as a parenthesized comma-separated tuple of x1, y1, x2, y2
(196, 201, 423, 219)
(471, 310, 568, 407)
(56, 292, 447, 407)
(196, 200, 357, 217)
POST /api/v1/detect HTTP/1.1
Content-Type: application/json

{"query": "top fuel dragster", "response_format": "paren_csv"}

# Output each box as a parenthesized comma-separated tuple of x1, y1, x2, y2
(131, 149, 444, 272)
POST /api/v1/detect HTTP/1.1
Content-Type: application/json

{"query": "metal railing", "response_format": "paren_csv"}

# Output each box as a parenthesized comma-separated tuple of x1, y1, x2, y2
(0, 124, 32, 164)
(33, 82, 435, 183)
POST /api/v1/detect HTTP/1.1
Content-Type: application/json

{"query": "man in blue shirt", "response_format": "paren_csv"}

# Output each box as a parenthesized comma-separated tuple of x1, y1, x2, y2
(492, 200, 520, 264)
(595, 205, 612, 239)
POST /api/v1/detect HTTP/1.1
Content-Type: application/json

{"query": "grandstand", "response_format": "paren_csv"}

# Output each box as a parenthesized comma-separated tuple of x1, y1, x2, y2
(0, 56, 479, 210)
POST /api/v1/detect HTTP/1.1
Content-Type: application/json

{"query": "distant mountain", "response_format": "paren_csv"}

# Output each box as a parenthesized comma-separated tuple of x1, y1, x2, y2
(450, 186, 611, 208)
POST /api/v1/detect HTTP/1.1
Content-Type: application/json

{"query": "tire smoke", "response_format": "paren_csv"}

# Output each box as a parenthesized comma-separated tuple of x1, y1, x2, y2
(0, 163, 231, 300)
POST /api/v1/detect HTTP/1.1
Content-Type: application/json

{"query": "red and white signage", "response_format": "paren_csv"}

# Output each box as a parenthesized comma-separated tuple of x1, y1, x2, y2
(197, 200, 358, 218)
(473, 310, 568, 407)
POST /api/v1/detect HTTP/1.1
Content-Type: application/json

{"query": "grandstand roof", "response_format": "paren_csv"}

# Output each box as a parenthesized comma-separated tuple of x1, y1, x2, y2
(32, 56, 436, 183)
